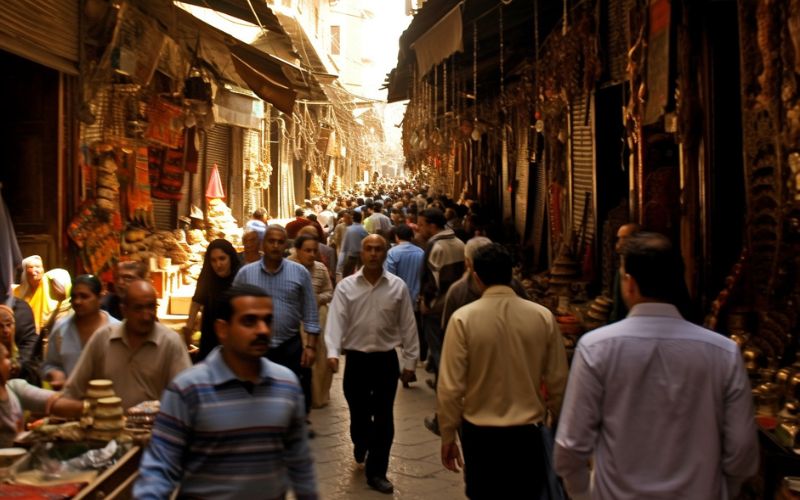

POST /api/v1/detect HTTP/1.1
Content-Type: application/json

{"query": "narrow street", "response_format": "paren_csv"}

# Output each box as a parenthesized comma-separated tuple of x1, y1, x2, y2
(310, 359, 465, 499)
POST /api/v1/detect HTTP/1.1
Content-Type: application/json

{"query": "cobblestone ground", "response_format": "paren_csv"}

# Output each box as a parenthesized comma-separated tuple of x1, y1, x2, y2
(308, 358, 467, 499)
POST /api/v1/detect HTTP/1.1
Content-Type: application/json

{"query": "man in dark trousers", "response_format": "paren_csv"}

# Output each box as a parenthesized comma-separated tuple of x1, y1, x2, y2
(438, 244, 568, 499)
(325, 235, 419, 494)
(417, 208, 464, 434)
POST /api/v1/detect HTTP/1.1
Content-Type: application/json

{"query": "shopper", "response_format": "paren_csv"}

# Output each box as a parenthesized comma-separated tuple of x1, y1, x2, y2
(135, 284, 318, 499)
(325, 235, 419, 494)
(554, 232, 759, 499)
(183, 239, 242, 361)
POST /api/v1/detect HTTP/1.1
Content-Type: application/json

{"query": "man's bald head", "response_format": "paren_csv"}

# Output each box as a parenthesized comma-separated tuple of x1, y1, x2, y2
(361, 234, 388, 252)
(616, 223, 642, 253)
(122, 280, 157, 337)
(361, 234, 388, 270)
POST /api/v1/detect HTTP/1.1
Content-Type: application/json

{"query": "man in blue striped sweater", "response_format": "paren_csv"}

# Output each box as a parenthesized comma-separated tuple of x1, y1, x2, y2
(134, 284, 318, 499)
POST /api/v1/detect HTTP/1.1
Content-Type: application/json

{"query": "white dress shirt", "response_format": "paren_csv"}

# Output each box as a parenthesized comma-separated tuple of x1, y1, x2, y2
(554, 303, 758, 500)
(325, 269, 419, 371)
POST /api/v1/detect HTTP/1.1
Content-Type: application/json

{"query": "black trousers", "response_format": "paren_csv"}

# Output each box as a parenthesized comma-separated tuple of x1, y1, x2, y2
(267, 335, 312, 415)
(460, 419, 545, 500)
(343, 349, 399, 479)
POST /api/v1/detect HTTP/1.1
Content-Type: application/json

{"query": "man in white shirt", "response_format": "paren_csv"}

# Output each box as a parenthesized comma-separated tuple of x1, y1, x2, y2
(554, 232, 758, 500)
(325, 234, 419, 494)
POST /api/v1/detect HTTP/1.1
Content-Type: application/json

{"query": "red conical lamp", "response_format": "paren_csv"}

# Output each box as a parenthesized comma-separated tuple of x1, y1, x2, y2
(205, 164, 225, 200)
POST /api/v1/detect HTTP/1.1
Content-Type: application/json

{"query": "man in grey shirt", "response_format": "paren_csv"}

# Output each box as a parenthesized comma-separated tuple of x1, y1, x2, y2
(65, 280, 191, 409)
(554, 232, 758, 499)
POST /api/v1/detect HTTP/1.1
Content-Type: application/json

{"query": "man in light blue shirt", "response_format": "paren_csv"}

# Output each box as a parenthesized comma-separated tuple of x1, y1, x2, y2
(233, 225, 320, 416)
(338, 211, 369, 278)
(384, 224, 425, 305)
(554, 232, 758, 500)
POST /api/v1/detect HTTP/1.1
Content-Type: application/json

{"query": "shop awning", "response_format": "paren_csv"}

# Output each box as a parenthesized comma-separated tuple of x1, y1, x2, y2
(177, 0, 285, 35)
(175, 7, 310, 115)
(229, 47, 297, 115)
(409, 3, 463, 78)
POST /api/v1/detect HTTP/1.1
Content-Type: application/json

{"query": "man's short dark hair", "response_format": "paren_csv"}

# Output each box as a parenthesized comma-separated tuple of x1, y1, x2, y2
(373, 201, 383, 212)
(218, 284, 271, 321)
(252, 208, 266, 220)
(307, 213, 318, 222)
(620, 232, 683, 303)
(420, 208, 446, 228)
(295, 208, 305, 217)
(352, 210, 363, 223)
(395, 224, 414, 242)
(472, 243, 512, 287)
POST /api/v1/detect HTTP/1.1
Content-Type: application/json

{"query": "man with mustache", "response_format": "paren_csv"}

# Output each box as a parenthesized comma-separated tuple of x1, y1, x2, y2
(135, 283, 318, 499)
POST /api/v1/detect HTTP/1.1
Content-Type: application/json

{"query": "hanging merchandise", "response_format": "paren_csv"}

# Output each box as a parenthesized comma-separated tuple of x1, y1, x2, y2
(151, 143, 186, 201)
(127, 146, 154, 225)
(145, 97, 183, 148)
(184, 127, 199, 174)
(67, 200, 121, 275)
(95, 146, 121, 215)
(205, 164, 225, 200)
(471, 23, 481, 142)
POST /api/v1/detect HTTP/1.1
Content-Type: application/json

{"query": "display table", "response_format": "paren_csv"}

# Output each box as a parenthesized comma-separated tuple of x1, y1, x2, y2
(150, 265, 181, 299)
(759, 427, 800, 499)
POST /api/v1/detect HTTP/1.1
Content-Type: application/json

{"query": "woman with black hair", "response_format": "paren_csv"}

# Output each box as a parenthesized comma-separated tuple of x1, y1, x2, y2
(43, 274, 120, 389)
(183, 239, 241, 361)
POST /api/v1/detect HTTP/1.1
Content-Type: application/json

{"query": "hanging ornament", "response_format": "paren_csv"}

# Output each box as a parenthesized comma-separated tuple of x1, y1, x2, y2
(471, 22, 481, 142)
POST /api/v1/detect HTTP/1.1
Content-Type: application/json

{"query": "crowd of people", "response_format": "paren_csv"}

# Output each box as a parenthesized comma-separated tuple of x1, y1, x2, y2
(0, 176, 761, 499)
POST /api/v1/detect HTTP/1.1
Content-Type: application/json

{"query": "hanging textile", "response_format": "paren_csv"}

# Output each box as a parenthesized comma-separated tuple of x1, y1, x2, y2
(128, 147, 153, 218)
(145, 97, 183, 148)
(0, 186, 22, 298)
(410, 3, 464, 77)
(67, 200, 121, 275)
(150, 144, 186, 201)
(184, 127, 199, 174)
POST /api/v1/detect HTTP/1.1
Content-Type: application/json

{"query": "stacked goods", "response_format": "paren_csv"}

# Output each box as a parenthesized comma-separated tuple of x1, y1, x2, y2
(585, 295, 613, 329)
(85, 380, 115, 411)
(549, 252, 581, 296)
(206, 198, 240, 243)
(96, 154, 120, 214)
(88, 397, 124, 442)
(125, 400, 160, 443)
(120, 228, 191, 267)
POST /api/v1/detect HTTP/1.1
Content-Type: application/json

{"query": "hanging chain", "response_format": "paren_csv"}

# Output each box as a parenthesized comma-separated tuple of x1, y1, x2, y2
(499, 5, 504, 105)
(434, 62, 438, 124)
(472, 22, 478, 104)
(443, 59, 447, 123)
(534, 0, 539, 112)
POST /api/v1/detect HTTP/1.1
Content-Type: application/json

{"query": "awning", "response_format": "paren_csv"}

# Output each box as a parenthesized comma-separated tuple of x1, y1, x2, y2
(175, 7, 304, 115)
(229, 48, 297, 115)
(177, 0, 285, 35)
(410, 3, 463, 77)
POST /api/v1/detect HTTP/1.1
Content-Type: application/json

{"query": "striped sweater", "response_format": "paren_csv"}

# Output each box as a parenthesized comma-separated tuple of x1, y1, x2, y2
(134, 347, 318, 500)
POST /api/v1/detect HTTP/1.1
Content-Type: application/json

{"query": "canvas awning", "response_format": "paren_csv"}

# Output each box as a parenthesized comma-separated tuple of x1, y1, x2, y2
(175, 7, 310, 115)
(410, 3, 463, 77)
(178, 0, 285, 34)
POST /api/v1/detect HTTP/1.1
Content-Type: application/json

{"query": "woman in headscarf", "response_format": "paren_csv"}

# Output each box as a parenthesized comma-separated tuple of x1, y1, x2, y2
(182, 239, 241, 361)
(289, 233, 333, 409)
(43, 275, 120, 390)
(0, 304, 40, 386)
(13, 257, 71, 334)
